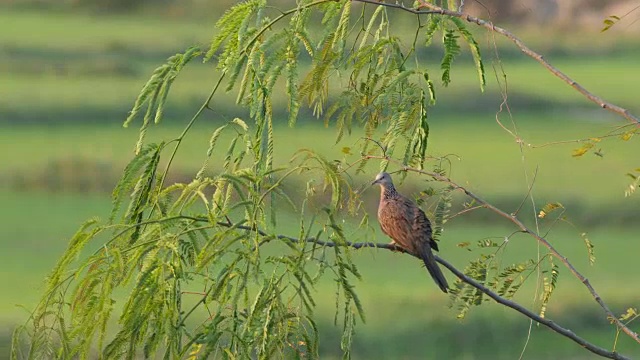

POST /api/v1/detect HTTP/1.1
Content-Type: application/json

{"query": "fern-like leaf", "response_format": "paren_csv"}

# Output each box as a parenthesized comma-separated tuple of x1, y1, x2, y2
(441, 29, 461, 86)
(540, 261, 559, 318)
(204, 0, 264, 63)
(450, 17, 485, 91)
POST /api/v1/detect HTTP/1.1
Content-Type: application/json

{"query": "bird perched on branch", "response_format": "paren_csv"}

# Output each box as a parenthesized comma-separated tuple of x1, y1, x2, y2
(372, 172, 449, 293)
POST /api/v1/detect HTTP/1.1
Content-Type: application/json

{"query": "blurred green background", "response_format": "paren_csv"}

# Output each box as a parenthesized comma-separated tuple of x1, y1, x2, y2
(2, 1, 639, 359)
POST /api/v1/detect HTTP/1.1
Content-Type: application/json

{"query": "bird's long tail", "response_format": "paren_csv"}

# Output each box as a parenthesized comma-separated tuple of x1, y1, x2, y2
(419, 245, 449, 293)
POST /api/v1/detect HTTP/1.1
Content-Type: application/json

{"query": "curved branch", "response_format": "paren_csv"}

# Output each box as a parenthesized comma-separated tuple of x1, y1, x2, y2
(354, 0, 439, 15)
(413, 167, 640, 344)
(362, 155, 640, 345)
(186, 170, 640, 346)
(352, 0, 640, 125)
(434, 254, 630, 360)
(198, 217, 630, 360)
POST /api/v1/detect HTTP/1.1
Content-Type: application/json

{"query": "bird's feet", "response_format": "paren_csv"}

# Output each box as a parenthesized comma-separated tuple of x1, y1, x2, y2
(388, 241, 402, 252)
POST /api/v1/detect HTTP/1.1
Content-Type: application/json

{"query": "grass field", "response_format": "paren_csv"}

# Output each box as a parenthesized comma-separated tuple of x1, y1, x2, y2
(2, 6, 640, 360)
(3, 116, 638, 214)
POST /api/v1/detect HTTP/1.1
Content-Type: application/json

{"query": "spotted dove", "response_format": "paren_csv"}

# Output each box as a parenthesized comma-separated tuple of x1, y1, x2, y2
(372, 172, 449, 293)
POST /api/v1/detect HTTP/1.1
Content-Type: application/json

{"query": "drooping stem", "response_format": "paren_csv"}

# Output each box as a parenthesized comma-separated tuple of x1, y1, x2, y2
(172, 215, 631, 360)
(352, 0, 640, 125)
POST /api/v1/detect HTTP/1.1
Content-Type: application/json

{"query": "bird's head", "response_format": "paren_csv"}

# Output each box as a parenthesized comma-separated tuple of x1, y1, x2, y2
(371, 172, 393, 187)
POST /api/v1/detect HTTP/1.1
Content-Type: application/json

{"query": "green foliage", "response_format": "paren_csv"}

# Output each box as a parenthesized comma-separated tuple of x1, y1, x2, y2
(449, 251, 491, 319)
(613, 306, 640, 353)
(14, 0, 633, 349)
(572, 137, 601, 157)
(450, 17, 486, 91)
(12, 1, 490, 359)
(404, 92, 431, 169)
(539, 259, 559, 319)
(581, 232, 596, 266)
(537, 202, 597, 266)
(624, 168, 640, 197)
(449, 239, 553, 320)
(124, 48, 201, 154)
(431, 185, 453, 242)
(601, 15, 621, 32)
(537, 202, 564, 219)
(441, 29, 461, 87)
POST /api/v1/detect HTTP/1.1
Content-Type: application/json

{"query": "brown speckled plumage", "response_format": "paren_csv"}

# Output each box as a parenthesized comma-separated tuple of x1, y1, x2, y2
(373, 172, 449, 293)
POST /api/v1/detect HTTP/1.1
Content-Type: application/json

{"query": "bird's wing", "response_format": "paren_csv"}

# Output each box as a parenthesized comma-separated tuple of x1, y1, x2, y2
(410, 203, 439, 252)
(378, 198, 417, 253)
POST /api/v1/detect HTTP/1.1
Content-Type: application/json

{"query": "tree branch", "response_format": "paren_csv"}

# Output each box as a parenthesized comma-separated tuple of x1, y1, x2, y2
(434, 254, 630, 360)
(363, 155, 640, 345)
(353, 0, 439, 15)
(196, 217, 630, 360)
(351, 0, 640, 343)
(352, 0, 640, 125)
(413, 167, 640, 344)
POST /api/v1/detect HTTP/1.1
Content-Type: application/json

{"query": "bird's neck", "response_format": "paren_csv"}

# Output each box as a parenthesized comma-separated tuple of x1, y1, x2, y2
(380, 184, 397, 200)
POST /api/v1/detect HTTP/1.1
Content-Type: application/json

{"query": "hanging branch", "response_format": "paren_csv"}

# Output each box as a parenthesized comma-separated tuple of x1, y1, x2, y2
(166, 216, 630, 360)
(347, 0, 640, 343)
(17, 2, 638, 359)
(350, 0, 640, 125)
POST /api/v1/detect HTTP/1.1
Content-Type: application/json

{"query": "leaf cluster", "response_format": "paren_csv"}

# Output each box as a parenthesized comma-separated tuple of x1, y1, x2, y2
(449, 239, 559, 321)
(13, 1, 489, 359)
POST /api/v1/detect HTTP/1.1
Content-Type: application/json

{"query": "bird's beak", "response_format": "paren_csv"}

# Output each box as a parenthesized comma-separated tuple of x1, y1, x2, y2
(371, 179, 379, 186)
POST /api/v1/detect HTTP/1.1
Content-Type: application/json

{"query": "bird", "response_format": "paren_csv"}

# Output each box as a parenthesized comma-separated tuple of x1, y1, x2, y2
(372, 172, 449, 293)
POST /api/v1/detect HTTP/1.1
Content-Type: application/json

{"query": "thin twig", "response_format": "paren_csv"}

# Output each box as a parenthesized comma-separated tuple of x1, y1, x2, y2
(361, 137, 387, 156)
(447, 204, 485, 220)
(529, 126, 636, 149)
(354, 0, 440, 15)
(512, 166, 538, 217)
